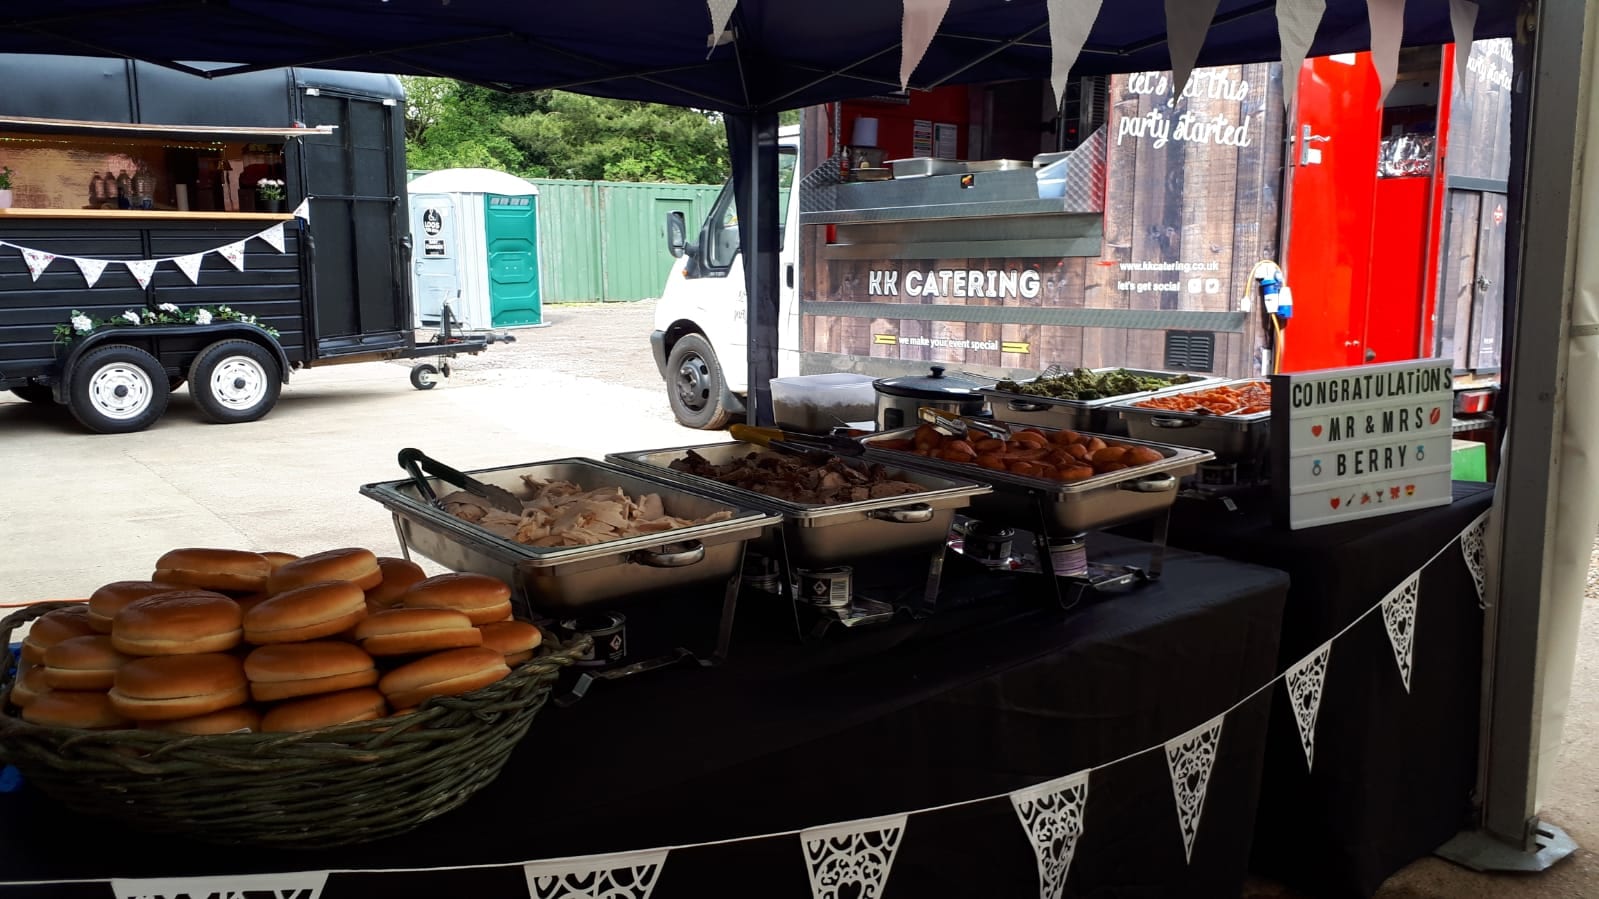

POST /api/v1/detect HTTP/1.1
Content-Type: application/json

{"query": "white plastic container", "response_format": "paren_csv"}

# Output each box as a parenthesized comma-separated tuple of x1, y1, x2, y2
(770, 373, 877, 434)
(1035, 154, 1068, 199)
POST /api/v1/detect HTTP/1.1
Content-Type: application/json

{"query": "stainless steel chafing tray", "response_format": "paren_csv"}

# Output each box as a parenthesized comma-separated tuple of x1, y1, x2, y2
(605, 442, 991, 569)
(1110, 379, 1273, 464)
(359, 458, 780, 613)
(981, 367, 1227, 435)
(860, 427, 1213, 534)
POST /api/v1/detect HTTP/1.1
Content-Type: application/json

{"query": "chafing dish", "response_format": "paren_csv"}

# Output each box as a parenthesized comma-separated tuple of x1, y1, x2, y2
(982, 367, 1226, 435)
(360, 458, 780, 613)
(1110, 379, 1273, 463)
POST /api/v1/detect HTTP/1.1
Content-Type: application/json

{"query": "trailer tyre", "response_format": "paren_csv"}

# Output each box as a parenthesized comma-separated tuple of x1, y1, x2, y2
(189, 340, 282, 424)
(410, 363, 439, 390)
(67, 344, 170, 434)
(666, 333, 734, 430)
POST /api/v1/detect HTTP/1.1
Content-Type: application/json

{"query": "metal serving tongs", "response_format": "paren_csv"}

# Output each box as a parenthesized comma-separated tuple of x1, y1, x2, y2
(916, 406, 1012, 440)
(729, 424, 866, 462)
(397, 447, 522, 513)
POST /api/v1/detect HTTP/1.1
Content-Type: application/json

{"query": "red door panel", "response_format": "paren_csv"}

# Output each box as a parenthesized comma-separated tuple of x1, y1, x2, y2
(1365, 177, 1432, 363)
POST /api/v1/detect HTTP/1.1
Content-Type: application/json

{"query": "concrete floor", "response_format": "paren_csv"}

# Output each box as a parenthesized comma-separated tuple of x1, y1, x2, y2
(1, 300, 1593, 896)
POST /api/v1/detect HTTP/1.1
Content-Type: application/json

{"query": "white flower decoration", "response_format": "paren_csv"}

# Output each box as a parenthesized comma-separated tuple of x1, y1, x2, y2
(194, 308, 212, 325)
(71, 314, 93, 333)
(121, 310, 141, 325)
(159, 302, 180, 314)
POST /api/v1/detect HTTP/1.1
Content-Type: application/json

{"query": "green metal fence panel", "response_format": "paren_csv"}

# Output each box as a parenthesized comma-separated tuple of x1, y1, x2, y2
(526, 179, 603, 304)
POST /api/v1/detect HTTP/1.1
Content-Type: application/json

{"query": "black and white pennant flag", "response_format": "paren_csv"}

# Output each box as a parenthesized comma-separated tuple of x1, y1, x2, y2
(258, 223, 287, 254)
(21, 247, 56, 281)
(1276, 0, 1326, 108)
(112, 870, 329, 899)
(1449, 0, 1479, 85)
(1046, 0, 1104, 109)
(1011, 769, 1090, 899)
(1164, 0, 1222, 101)
(1283, 641, 1333, 771)
(900, 0, 952, 90)
(219, 240, 248, 272)
(124, 258, 158, 290)
(292, 198, 312, 222)
(802, 813, 907, 899)
(174, 253, 205, 285)
(523, 849, 669, 899)
(75, 257, 108, 287)
(1461, 510, 1489, 609)
(1381, 570, 1421, 692)
(707, 0, 737, 49)
(1165, 714, 1224, 864)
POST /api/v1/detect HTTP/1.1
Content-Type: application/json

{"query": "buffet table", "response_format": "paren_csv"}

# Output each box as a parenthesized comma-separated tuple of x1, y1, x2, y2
(1135, 482, 1493, 897)
(0, 536, 1287, 899)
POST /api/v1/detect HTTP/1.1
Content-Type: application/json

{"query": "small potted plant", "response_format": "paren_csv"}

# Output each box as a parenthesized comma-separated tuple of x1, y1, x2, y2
(255, 178, 286, 213)
(0, 166, 15, 210)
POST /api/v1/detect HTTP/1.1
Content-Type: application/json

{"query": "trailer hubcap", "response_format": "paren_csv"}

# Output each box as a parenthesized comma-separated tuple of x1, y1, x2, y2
(675, 354, 711, 411)
(87, 364, 152, 420)
(210, 357, 268, 410)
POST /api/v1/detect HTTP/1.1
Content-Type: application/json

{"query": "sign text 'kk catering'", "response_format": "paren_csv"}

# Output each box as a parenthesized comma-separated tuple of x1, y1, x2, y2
(1271, 360, 1455, 530)
(866, 267, 1042, 301)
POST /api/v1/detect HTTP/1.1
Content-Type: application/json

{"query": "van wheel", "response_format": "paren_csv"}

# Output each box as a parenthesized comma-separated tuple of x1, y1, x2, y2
(189, 340, 282, 424)
(67, 344, 170, 434)
(666, 333, 734, 430)
(8, 385, 55, 404)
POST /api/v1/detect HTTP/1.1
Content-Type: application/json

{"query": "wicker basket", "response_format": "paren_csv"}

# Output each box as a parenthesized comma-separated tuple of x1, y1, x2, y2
(0, 601, 588, 847)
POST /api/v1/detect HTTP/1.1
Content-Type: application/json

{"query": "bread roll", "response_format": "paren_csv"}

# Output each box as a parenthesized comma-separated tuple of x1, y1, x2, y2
(109, 653, 249, 721)
(10, 666, 51, 708)
(20, 606, 98, 664)
(112, 591, 243, 656)
(402, 573, 513, 626)
(87, 581, 182, 633)
(354, 608, 482, 656)
(244, 642, 379, 702)
(23, 691, 129, 730)
(244, 581, 367, 644)
(268, 548, 381, 595)
(260, 552, 299, 572)
(153, 548, 271, 593)
(364, 557, 427, 612)
(1126, 446, 1165, 466)
(378, 647, 509, 710)
(139, 705, 262, 735)
(43, 635, 132, 691)
(477, 620, 542, 666)
(262, 688, 387, 733)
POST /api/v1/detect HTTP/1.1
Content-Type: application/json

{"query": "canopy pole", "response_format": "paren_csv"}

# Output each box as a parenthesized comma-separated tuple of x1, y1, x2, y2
(1437, 0, 1590, 872)
(728, 111, 781, 426)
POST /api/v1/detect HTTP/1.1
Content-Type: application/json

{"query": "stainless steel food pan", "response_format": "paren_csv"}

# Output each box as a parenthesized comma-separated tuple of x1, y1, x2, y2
(981, 368, 1227, 435)
(887, 157, 966, 179)
(1111, 380, 1272, 463)
(860, 427, 1213, 535)
(606, 443, 991, 568)
(359, 458, 780, 613)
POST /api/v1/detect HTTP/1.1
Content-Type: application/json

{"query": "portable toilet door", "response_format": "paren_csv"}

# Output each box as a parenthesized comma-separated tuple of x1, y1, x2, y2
(483, 192, 541, 326)
(409, 193, 464, 327)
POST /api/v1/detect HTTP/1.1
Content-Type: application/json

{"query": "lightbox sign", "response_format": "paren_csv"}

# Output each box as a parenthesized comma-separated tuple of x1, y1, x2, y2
(1271, 359, 1454, 529)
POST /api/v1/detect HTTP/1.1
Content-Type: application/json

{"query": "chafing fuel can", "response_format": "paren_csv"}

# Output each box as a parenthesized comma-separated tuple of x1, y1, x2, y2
(795, 566, 852, 609)
(559, 612, 627, 668)
(1047, 535, 1089, 578)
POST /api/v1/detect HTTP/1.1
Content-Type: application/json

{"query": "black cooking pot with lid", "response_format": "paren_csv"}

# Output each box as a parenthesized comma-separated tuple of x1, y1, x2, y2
(873, 365, 987, 430)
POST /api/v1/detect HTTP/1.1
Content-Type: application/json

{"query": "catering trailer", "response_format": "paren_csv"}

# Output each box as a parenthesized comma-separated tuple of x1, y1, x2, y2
(0, 55, 504, 434)
(652, 44, 1511, 429)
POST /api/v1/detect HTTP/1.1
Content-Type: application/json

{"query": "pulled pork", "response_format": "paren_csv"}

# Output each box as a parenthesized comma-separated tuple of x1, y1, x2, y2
(668, 450, 924, 505)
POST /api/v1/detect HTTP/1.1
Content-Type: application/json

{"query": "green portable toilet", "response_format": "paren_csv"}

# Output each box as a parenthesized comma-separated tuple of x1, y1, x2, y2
(407, 168, 542, 328)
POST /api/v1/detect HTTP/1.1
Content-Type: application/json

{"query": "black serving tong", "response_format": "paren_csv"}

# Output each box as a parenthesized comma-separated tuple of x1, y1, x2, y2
(916, 406, 1012, 440)
(729, 425, 865, 462)
(397, 447, 522, 513)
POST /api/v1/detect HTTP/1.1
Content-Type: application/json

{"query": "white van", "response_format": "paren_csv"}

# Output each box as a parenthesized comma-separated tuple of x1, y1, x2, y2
(650, 126, 801, 429)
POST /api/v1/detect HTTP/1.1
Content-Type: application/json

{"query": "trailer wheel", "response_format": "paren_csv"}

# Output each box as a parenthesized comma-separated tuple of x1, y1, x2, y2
(8, 385, 55, 405)
(67, 344, 170, 434)
(189, 340, 282, 424)
(666, 333, 734, 430)
(410, 363, 440, 390)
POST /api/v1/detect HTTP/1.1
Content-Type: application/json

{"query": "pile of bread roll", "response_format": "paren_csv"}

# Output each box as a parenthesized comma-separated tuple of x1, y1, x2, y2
(7, 547, 544, 734)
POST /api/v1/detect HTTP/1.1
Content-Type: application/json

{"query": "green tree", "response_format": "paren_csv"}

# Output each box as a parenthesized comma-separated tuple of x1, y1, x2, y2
(400, 77, 551, 175)
(501, 93, 729, 183)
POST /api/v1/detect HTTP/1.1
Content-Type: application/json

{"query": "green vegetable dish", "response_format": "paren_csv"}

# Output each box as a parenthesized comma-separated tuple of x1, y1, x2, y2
(993, 368, 1194, 401)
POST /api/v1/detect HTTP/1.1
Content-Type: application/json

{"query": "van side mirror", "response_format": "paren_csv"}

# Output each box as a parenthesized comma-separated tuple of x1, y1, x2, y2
(665, 211, 689, 258)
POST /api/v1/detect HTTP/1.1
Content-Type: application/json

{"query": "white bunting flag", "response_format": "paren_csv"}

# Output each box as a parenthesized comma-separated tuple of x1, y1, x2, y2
(900, 0, 952, 90)
(1283, 641, 1333, 771)
(74, 257, 108, 287)
(802, 813, 907, 899)
(1381, 570, 1421, 692)
(1276, 0, 1327, 108)
(1367, 0, 1406, 104)
(1449, 0, 1479, 87)
(1165, 714, 1224, 864)
(124, 258, 158, 290)
(174, 253, 205, 285)
(257, 223, 287, 254)
(1165, 0, 1222, 102)
(112, 871, 328, 899)
(706, 0, 738, 50)
(292, 198, 312, 221)
(1012, 769, 1091, 899)
(1461, 510, 1489, 609)
(219, 240, 247, 271)
(524, 849, 669, 899)
(21, 247, 56, 281)
(1046, 0, 1105, 109)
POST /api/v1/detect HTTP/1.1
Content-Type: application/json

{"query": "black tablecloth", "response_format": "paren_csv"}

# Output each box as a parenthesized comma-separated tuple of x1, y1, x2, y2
(0, 536, 1287, 899)
(1133, 483, 1492, 898)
